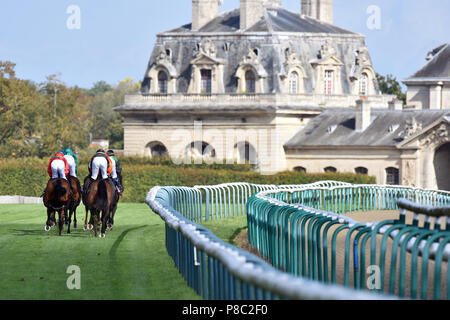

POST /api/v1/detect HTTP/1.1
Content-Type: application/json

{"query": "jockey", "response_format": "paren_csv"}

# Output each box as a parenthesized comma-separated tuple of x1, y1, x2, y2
(87, 149, 123, 195)
(63, 147, 78, 177)
(47, 151, 69, 180)
(106, 149, 122, 176)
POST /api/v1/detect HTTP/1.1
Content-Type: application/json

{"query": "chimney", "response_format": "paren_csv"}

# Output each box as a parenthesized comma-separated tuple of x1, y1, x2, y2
(240, 0, 264, 30)
(192, 0, 220, 31)
(388, 98, 404, 111)
(263, 0, 282, 8)
(355, 99, 372, 131)
(301, 0, 333, 24)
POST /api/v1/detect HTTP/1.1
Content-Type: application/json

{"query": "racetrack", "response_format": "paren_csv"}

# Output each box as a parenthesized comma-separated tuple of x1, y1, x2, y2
(0, 203, 200, 300)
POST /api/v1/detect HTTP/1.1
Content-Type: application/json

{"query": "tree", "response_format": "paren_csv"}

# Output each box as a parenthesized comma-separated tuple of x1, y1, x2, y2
(88, 80, 112, 97)
(87, 78, 139, 149)
(0, 61, 16, 79)
(376, 73, 406, 103)
(0, 63, 48, 157)
(38, 78, 91, 155)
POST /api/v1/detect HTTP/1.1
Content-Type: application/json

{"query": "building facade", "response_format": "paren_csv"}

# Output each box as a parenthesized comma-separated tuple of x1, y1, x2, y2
(115, 0, 449, 190)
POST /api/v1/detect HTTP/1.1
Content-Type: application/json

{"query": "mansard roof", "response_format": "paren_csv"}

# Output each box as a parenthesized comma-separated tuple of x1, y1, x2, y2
(163, 8, 357, 35)
(405, 43, 450, 81)
(284, 109, 449, 148)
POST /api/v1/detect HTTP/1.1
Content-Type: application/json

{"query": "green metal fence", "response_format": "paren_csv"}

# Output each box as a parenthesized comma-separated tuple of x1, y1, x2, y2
(247, 184, 450, 299)
(147, 182, 389, 300)
(147, 181, 450, 300)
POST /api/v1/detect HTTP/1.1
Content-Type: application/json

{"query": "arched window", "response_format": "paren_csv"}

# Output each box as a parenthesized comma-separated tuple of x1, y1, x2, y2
(324, 70, 334, 95)
(434, 143, 450, 191)
(294, 166, 306, 173)
(324, 166, 337, 173)
(146, 141, 169, 158)
(201, 69, 212, 94)
(386, 167, 400, 185)
(359, 73, 368, 96)
(355, 167, 368, 175)
(289, 72, 299, 94)
(158, 71, 168, 94)
(245, 70, 256, 93)
(187, 141, 216, 159)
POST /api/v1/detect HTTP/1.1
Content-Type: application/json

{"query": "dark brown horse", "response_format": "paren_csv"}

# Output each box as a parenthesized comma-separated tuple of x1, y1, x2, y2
(65, 175, 81, 233)
(43, 178, 71, 236)
(82, 176, 117, 238)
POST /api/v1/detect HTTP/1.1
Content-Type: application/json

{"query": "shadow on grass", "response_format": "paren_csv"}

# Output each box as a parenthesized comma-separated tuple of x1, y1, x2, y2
(229, 226, 248, 245)
(109, 225, 148, 260)
(11, 226, 90, 238)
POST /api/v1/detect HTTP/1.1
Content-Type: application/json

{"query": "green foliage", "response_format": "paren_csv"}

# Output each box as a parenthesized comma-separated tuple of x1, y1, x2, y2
(87, 80, 112, 97)
(0, 61, 139, 158)
(376, 73, 406, 103)
(0, 157, 376, 203)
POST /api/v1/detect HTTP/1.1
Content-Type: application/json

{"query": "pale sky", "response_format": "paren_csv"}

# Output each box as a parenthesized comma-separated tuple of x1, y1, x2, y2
(0, 0, 448, 89)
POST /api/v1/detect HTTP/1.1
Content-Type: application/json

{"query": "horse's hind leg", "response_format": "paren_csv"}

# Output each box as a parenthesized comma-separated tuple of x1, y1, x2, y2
(58, 209, 64, 236)
(91, 209, 99, 237)
(73, 208, 77, 229)
(83, 207, 89, 231)
(100, 209, 109, 238)
(45, 208, 53, 231)
(67, 207, 72, 234)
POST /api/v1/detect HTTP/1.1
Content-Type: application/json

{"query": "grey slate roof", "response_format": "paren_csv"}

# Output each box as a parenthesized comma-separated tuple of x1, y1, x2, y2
(284, 109, 449, 148)
(407, 43, 450, 79)
(164, 8, 356, 34)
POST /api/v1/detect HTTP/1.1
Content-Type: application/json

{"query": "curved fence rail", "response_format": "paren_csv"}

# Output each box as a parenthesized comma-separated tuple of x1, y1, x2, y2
(248, 185, 450, 300)
(146, 182, 390, 300)
(147, 181, 450, 300)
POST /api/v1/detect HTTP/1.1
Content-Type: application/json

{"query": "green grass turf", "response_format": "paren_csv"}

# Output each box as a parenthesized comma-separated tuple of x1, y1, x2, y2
(0, 203, 203, 300)
(0, 203, 248, 300)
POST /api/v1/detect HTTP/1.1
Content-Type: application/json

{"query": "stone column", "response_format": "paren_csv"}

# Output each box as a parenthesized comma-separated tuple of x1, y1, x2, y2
(421, 148, 437, 189)
(429, 82, 443, 110)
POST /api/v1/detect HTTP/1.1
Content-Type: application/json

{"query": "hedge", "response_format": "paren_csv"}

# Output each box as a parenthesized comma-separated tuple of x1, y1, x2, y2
(0, 157, 376, 203)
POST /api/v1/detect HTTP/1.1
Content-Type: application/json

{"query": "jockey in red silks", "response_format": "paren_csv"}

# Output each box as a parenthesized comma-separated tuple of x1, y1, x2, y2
(47, 151, 70, 180)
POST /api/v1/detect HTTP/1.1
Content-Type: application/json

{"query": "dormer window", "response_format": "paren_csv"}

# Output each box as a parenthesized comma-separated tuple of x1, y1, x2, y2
(324, 70, 334, 95)
(158, 71, 168, 93)
(289, 71, 299, 94)
(201, 69, 212, 94)
(359, 73, 368, 96)
(245, 70, 256, 93)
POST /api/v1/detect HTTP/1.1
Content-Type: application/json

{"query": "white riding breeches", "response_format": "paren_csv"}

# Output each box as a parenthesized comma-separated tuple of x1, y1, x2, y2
(64, 155, 76, 177)
(51, 159, 67, 179)
(91, 157, 108, 180)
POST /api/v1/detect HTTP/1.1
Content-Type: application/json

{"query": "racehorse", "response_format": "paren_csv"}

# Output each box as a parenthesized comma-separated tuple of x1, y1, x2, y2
(82, 176, 117, 238)
(43, 178, 71, 236)
(66, 175, 81, 233)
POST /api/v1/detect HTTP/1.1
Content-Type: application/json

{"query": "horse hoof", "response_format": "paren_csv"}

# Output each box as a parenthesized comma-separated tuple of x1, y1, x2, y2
(45, 226, 51, 232)
(99, 233, 105, 238)
(88, 224, 93, 230)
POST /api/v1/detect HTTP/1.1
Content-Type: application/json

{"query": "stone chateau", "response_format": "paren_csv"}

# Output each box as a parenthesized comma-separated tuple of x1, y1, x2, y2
(115, 0, 450, 191)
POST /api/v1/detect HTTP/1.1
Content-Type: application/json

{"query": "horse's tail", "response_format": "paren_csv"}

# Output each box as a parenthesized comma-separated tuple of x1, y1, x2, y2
(96, 179, 109, 209)
(54, 179, 67, 199)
